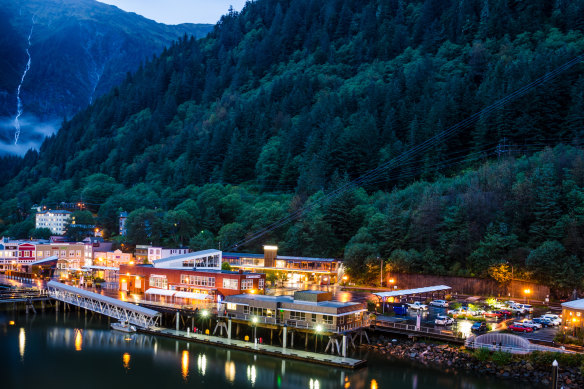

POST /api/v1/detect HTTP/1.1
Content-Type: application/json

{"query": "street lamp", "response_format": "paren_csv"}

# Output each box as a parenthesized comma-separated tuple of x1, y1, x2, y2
(252, 316, 259, 342)
(524, 288, 531, 304)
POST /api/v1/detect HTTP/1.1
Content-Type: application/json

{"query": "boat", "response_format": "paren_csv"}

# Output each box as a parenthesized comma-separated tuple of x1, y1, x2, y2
(111, 321, 137, 333)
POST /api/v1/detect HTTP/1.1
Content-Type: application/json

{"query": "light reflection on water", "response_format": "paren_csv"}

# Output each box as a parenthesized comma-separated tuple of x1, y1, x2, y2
(18, 328, 25, 360)
(1, 313, 527, 389)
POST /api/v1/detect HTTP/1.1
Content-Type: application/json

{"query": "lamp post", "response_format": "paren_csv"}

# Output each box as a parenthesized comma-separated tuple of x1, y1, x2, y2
(252, 316, 258, 343)
(551, 360, 558, 389)
(524, 288, 531, 304)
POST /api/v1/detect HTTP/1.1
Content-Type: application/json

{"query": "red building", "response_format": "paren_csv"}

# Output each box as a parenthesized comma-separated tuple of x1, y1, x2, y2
(119, 264, 266, 305)
(18, 243, 36, 265)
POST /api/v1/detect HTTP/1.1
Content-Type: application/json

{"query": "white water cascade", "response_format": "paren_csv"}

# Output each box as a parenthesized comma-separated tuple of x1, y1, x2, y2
(14, 18, 35, 145)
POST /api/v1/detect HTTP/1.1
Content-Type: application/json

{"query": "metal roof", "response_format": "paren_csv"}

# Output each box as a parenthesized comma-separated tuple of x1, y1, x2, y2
(373, 285, 451, 298)
(83, 266, 119, 271)
(145, 288, 176, 297)
(153, 249, 221, 265)
(47, 281, 159, 316)
(174, 291, 213, 300)
(29, 255, 59, 266)
(277, 256, 338, 262)
(561, 299, 584, 310)
(222, 252, 265, 259)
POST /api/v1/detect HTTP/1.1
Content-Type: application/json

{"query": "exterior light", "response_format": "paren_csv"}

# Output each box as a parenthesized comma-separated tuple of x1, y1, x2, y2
(263, 245, 278, 250)
(342, 275, 348, 281)
(315, 324, 323, 332)
(252, 316, 259, 324)
(389, 278, 395, 284)
(249, 289, 256, 294)
(129, 261, 134, 265)
(201, 310, 209, 318)
(524, 289, 531, 295)
(9, 321, 15, 325)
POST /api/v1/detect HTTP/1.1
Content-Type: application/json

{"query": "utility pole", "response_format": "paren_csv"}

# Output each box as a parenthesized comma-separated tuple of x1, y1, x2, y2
(379, 256, 383, 287)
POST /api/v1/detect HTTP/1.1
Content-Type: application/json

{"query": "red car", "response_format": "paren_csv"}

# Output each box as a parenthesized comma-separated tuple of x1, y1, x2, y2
(497, 309, 513, 316)
(508, 324, 533, 333)
(484, 311, 502, 318)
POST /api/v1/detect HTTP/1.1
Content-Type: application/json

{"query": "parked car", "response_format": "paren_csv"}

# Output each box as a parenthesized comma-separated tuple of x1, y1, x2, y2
(393, 305, 408, 315)
(429, 300, 449, 308)
(509, 305, 526, 314)
(508, 324, 533, 333)
(533, 317, 554, 327)
(518, 304, 533, 313)
(504, 300, 516, 307)
(540, 314, 562, 326)
(497, 309, 513, 316)
(435, 315, 455, 326)
(407, 302, 428, 310)
(448, 308, 468, 317)
(471, 322, 487, 333)
(484, 311, 503, 318)
(470, 308, 486, 316)
(515, 320, 542, 330)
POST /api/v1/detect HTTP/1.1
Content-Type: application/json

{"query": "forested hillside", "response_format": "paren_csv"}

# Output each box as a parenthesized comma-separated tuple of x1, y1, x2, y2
(1, 0, 584, 292)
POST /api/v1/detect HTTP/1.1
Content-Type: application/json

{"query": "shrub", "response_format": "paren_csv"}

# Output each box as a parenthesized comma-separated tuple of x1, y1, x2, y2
(492, 351, 512, 366)
(474, 347, 491, 361)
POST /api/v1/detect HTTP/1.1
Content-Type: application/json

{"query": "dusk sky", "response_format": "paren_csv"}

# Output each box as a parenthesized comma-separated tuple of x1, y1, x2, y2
(97, 0, 248, 24)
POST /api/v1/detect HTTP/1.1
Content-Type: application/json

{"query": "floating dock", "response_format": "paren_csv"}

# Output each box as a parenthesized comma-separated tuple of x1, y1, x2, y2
(139, 328, 367, 369)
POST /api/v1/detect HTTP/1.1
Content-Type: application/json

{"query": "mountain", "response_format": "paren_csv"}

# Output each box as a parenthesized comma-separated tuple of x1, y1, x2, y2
(1, 0, 584, 293)
(0, 0, 212, 155)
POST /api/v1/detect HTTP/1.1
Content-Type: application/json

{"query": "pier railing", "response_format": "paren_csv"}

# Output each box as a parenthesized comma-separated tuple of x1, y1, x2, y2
(371, 319, 466, 340)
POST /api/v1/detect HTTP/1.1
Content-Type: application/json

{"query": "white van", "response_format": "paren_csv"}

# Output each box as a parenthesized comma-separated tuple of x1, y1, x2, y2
(541, 314, 561, 325)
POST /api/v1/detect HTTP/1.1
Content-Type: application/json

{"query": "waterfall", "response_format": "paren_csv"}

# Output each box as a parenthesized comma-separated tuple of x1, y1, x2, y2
(14, 17, 35, 145)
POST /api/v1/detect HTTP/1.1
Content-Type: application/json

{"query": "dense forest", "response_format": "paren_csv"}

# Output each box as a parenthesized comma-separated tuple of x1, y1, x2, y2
(1, 0, 584, 292)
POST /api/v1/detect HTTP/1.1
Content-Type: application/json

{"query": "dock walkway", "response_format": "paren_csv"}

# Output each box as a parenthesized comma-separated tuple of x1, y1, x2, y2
(140, 327, 366, 369)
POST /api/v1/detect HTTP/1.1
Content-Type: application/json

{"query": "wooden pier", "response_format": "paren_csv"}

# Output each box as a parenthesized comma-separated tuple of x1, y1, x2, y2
(139, 327, 367, 369)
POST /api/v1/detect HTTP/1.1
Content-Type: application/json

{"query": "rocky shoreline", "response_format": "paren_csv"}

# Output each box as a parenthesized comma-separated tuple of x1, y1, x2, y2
(365, 337, 583, 389)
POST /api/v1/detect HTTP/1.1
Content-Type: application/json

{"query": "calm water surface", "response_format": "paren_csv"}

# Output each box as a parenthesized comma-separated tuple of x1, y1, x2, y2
(1, 311, 528, 389)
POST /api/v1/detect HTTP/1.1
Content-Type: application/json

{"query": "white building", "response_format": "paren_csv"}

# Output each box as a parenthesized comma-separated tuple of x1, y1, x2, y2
(147, 247, 192, 263)
(35, 210, 72, 235)
(152, 249, 222, 270)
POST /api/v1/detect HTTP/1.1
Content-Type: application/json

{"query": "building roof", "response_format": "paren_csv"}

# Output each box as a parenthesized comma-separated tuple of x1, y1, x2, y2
(84, 266, 119, 271)
(222, 252, 265, 259)
(373, 285, 451, 299)
(277, 255, 338, 262)
(29, 255, 59, 266)
(561, 299, 584, 310)
(153, 249, 221, 266)
(37, 210, 72, 215)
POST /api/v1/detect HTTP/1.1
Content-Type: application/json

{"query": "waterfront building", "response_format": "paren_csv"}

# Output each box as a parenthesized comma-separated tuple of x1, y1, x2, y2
(0, 241, 19, 271)
(222, 246, 343, 285)
(93, 249, 134, 268)
(35, 210, 72, 235)
(118, 249, 265, 304)
(221, 290, 367, 334)
(147, 246, 191, 263)
(561, 299, 584, 328)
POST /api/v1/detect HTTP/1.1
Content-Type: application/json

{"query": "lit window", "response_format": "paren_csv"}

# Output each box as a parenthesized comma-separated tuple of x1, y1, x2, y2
(227, 303, 236, 310)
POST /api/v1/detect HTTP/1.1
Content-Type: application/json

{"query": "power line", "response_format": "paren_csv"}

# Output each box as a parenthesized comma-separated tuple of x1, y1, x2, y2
(228, 53, 584, 251)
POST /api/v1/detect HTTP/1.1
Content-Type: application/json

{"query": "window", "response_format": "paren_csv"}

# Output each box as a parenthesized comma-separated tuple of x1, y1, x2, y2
(180, 274, 189, 284)
(223, 279, 238, 290)
(290, 311, 306, 321)
(227, 303, 236, 310)
(243, 306, 250, 314)
(241, 279, 253, 290)
(259, 279, 264, 289)
(322, 315, 333, 325)
(37, 251, 43, 257)
(149, 276, 168, 289)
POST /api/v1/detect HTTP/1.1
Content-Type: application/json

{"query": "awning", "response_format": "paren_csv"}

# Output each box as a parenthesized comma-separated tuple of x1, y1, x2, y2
(29, 255, 59, 266)
(83, 266, 119, 271)
(174, 291, 213, 300)
(373, 285, 451, 299)
(145, 288, 176, 297)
